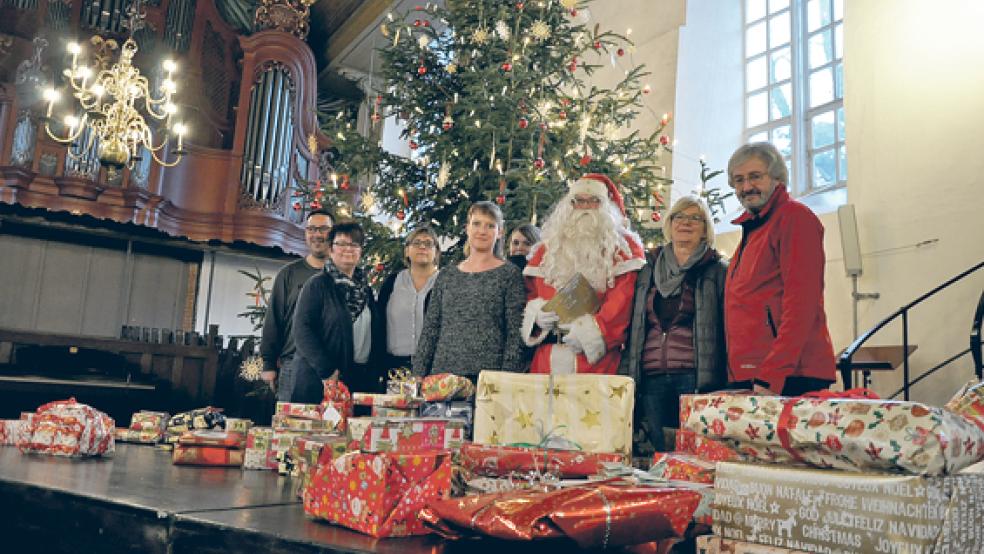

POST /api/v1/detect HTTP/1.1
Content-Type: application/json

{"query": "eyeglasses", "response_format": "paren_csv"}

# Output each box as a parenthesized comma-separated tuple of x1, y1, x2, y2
(409, 239, 435, 248)
(332, 241, 362, 250)
(306, 225, 331, 234)
(671, 213, 705, 224)
(731, 172, 769, 187)
(571, 196, 602, 208)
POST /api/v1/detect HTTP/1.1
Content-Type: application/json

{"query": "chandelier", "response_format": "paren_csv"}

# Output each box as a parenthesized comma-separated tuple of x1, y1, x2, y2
(41, 1, 186, 177)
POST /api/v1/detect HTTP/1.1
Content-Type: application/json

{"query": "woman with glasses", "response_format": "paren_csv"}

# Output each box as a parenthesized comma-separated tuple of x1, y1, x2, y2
(618, 196, 728, 452)
(413, 201, 526, 380)
(288, 221, 386, 402)
(377, 227, 441, 371)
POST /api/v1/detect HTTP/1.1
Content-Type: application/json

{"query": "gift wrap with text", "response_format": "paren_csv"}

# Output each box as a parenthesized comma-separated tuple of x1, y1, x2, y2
(473, 371, 634, 455)
(712, 462, 984, 553)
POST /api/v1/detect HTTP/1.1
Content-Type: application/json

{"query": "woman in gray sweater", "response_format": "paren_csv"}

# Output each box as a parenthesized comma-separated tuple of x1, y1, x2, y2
(413, 201, 526, 378)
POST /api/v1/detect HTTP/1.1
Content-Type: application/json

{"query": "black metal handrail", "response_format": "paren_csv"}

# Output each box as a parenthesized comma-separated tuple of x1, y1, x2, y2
(838, 260, 984, 400)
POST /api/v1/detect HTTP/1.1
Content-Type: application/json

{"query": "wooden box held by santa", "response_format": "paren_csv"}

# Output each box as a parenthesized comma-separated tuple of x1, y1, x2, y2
(473, 371, 634, 455)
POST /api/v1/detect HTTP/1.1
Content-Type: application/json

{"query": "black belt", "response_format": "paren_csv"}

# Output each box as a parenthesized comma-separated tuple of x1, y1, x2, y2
(543, 331, 562, 345)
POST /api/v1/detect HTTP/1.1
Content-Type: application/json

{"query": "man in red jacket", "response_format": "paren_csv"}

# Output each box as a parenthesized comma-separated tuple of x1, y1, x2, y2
(724, 142, 836, 396)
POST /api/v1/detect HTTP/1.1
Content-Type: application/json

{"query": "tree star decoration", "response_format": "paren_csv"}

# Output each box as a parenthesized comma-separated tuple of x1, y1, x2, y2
(495, 19, 510, 41)
(446, 62, 457, 73)
(472, 27, 490, 45)
(530, 19, 551, 41)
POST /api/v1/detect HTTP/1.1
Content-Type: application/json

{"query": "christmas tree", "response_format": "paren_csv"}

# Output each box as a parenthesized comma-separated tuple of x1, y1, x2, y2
(305, 0, 674, 271)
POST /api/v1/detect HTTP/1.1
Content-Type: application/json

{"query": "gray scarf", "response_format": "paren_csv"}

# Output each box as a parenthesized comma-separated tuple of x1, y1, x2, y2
(653, 242, 709, 297)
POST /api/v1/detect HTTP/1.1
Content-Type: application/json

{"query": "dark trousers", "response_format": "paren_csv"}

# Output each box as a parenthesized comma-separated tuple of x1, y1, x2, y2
(729, 376, 834, 397)
(640, 371, 696, 452)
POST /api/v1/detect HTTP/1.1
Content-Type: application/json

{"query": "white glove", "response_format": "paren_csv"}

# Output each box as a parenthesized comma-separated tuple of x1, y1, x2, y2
(562, 331, 584, 354)
(535, 308, 560, 331)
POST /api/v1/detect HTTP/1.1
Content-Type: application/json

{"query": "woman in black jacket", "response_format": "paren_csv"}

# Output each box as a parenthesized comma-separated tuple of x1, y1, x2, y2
(376, 226, 441, 371)
(618, 196, 728, 452)
(288, 221, 386, 402)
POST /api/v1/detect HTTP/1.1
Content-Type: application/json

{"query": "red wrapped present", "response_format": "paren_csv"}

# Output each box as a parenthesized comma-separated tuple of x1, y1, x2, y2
(946, 380, 984, 426)
(172, 444, 244, 466)
(275, 401, 327, 420)
(421, 373, 475, 401)
(19, 398, 114, 457)
(272, 414, 341, 433)
(674, 429, 741, 463)
(320, 379, 353, 431)
(649, 452, 716, 484)
(360, 417, 464, 453)
(459, 443, 626, 478)
(303, 450, 452, 537)
(177, 430, 246, 448)
(128, 410, 169, 432)
(0, 419, 29, 446)
(420, 480, 702, 548)
(352, 393, 423, 410)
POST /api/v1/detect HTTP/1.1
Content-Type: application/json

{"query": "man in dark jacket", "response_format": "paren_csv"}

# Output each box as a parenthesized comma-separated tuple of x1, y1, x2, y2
(725, 142, 836, 396)
(288, 221, 386, 403)
(260, 209, 333, 401)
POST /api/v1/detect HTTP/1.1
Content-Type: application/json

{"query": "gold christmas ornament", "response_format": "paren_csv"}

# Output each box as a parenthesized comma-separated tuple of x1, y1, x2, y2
(471, 27, 490, 45)
(446, 62, 457, 74)
(239, 356, 265, 381)
(530, 20, 551, 41)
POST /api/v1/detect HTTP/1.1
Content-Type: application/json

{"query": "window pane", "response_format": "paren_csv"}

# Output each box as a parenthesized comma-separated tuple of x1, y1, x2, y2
(811, 110, 835, 148)
(771, 83, 792, 120)
(834, 23, 843, 59)
(808, 0, 832, 32)
(837, 107, 845, 141)
(747, 0, 767, 22)
(772, 125, 792, 157)
(835, 62, 844, 99)
(838, 146, 847, 181)
(808, 30, 833, 69)
(833, 0, 844, 21)
(812, 148, 836, 188)
(747, 55, 768, 91)
(769, 12, 791, 47)
(769, 0, 790, 13)
(746, 21, 767, 56)
(747, 92, 769, 126)
(771, 47, 791, 82)
(750, 131, 768, 143)
(809, 67, 834, 107)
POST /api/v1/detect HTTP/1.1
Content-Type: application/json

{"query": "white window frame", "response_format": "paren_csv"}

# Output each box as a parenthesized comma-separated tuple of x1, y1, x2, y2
(743, 0, 845, 197)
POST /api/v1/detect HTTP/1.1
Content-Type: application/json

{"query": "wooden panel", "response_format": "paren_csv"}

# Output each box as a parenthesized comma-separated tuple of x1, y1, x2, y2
(35, 241, 87, 335)
(80, 246, 127, 337)
(126, 253, 187, 330)
(0, 234, 44, 330)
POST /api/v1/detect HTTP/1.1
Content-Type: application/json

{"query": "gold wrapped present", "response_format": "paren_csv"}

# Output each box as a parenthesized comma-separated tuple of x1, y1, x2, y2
(542, 272, 600, 324)
(473, 371, 634, 455)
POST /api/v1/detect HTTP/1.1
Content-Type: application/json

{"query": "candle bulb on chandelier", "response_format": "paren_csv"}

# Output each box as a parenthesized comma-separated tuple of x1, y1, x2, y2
(42, 88, 59, 118)
(173, 122, 186, 152)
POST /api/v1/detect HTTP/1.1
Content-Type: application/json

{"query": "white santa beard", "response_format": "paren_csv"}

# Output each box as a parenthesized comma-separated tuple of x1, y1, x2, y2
(540, 204, 626, 291)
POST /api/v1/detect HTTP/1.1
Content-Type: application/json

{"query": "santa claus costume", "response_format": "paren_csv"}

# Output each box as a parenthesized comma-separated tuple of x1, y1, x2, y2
(522, 174, 646, 374)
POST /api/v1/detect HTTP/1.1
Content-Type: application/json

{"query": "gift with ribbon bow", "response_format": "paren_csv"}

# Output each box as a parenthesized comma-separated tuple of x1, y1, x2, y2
(459, 442, 626, 479)
(19, 398, 115, 457)
(420, 373, 475, 401)
(681, 390, 984, 475)
(386, 367, 420, 398)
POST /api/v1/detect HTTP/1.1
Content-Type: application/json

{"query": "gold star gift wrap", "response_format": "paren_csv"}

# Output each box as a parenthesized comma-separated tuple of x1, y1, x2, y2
(473, 371, 634, 456)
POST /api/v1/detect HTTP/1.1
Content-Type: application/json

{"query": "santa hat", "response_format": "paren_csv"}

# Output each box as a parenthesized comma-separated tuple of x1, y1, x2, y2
(569, 173, 625, 216)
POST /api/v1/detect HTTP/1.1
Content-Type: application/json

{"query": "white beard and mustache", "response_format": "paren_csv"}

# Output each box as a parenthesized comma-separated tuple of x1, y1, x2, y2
(539, 198, 634, 292)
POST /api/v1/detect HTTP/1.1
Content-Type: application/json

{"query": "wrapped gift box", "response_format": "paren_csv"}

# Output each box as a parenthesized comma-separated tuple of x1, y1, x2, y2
(386, 368, 420, 398)
(19, 398, 115, 457)
(650, 452, 716, 484)
(291, 434, 349, 495)
(177, 430, 246, 449)
(244, 448, 278, 470)
(275, 401, 327, 420)
(696, 535, 808, 553)
(115, 428, 164, 444)
(272, 414, 341, 433)
(420, 480, 701, 548)
(167, 407, 224, 433)
(421, 373, 475, 401)
(675, 429, 742, 463)
(172, 444, 244, 466)
(352, 393, 423, 410)
(223, 418, 252, 434)
(459, 443, 626, 478)
(946, 380, 984, 422)
(681, 393, 984, 475)
(129, 411, 169, 433)
(0, 419, 29, 446)
(473, 371, 634, 455)
(371, 406, 419, 418)
(712, 462, 984, 553)
(271, 429, 307, 453)
(303, 450, 452, 537)
(361, 417, 464, 453)
(346, 417, 373, 450)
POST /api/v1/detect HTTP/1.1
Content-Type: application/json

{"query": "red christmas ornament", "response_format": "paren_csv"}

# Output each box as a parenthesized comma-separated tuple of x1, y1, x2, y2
(375, 263, 385, 272)
(617, 48, 625, 57)
(417, 65, 427, 75)
(593, 40, 601, 50)
(661, 113, 670, 125)
(518, 117, 529, 129)
(539, 122, 548, 130)
(292, 201, 302, 211)
(501, 62, 512, 72)
(651, 211, 662, 223)
(642, 84, 652, 95)
(516, 2, 524, 10)
(568, 61, 577, 72)
(495, 195, 505, 205)
(409, 140, 419, 149)
(310, 200, 321, 210)
(396, 210, 406, 221)
(579, 154, 591, 167)
(340, 178, 350, 191)
(533, 157, 545, 169)
(569, 8, 577, 16)
(561, 98, 572, 106)
(442, 119, 453, 131)
(423, 20, 430, 27)
(414, 4, 423, 10)
(659, 135, 670, 146)
(413, 19, 422, 27)
(558, 110, 567, 120)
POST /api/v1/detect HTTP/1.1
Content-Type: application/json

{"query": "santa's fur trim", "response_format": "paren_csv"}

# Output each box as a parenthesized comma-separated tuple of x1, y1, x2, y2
(549, 345, 577, 375)
(568, 314, 606, 364)
(522, 298, 550, 346)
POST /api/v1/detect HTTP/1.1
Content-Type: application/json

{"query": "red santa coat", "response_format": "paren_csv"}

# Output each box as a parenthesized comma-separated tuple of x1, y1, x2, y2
(522, 235, 646, 374)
